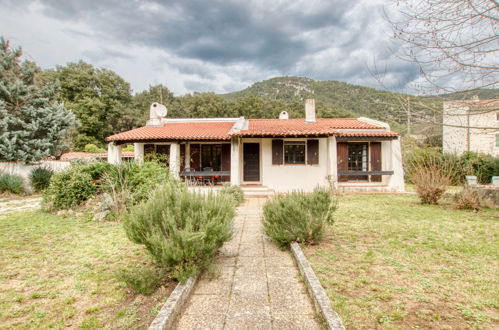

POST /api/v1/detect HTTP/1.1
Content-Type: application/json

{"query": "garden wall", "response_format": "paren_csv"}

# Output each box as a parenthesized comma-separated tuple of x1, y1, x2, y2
(0, 161, 71, 180)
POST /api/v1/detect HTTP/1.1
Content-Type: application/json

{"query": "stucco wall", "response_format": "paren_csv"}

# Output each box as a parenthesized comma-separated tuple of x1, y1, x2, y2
(241, 138, 329, 193)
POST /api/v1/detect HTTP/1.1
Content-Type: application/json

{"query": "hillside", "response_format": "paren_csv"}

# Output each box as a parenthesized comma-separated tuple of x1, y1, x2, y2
(221, 76, 497, 134)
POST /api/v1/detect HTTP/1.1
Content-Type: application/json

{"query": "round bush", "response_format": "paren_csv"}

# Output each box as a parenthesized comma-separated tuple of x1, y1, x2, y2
(43, 169, 97, 210)
(29, 167, 54, 192)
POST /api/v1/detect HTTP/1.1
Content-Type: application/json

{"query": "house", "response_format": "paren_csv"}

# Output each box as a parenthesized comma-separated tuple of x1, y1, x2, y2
(443, 97, 499, 156)
(105, 99, 404, 193)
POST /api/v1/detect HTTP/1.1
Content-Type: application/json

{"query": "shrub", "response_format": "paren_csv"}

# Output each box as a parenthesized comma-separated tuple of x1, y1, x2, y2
(0, 173, 24, 194)
(117, 265, 169, 295)
(124, 182, 234, 282)
(78, 161, 113, 182)
(455, 188, 481, 211)
(104, 161, 170, 213)
(219, 184, 244, 205)
(83, 143, 106, 153)
(29, 167, 54, 192)
(410, 164, 451, 205)
(263, 187, 337, 248)
(43, 169, 98, 210)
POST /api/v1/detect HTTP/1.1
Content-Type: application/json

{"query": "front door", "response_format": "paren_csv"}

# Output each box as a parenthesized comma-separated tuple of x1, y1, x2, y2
(243, 143, 260, 182)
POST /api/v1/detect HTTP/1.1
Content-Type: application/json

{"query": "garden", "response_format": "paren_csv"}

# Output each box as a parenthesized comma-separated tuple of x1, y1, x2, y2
(0, 160, 243, 328)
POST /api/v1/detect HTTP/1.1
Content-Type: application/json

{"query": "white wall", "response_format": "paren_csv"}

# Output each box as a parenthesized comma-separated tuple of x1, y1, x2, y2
(0, 161, 71, 191)
(247, 138, 329, 193)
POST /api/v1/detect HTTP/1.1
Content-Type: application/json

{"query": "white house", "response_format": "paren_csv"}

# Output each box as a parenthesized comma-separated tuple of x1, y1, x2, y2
(106, 100, 405, 193)
(443, 98, 499, 156)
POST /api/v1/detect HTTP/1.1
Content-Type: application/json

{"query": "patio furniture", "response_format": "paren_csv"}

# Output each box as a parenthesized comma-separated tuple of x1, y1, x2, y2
(180, 170, 230, 186)
(465, 176, 478, 186)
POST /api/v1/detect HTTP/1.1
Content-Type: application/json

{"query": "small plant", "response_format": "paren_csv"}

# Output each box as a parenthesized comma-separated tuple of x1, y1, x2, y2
(29, 167, 54, 192)
(0, 173, 24, 194)
(117, 265, 169, 295)
(219, 184, 245, 205)
(455, 188, 481, 211)
(124, 181, 234, 282)
(263, 187, 337, 248)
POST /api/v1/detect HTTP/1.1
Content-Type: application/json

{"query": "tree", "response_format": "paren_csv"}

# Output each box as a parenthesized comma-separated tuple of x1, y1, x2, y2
(43, 61, 132, 149)
(390, 0, 498, 93)
(0, 38, 77, 163)
(128, 84, 175, 127)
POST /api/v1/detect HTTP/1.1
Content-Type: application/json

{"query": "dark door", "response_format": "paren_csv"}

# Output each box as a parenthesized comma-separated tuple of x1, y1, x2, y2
(243, 143, 260, 182)
(370, 142, 382, 182)
(337, 142, 348, 182)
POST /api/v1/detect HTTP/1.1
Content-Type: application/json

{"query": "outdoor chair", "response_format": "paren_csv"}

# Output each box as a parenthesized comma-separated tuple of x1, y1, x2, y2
(465, 176, 478, 186)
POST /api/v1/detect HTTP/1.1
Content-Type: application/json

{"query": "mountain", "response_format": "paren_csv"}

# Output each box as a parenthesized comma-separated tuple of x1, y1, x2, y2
(221, 76, 497, 134)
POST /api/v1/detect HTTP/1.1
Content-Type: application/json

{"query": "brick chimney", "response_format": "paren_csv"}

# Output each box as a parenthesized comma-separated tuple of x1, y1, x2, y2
(305, 99, 316, 123)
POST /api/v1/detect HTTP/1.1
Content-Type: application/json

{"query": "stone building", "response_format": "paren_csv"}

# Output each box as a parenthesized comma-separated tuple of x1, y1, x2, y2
(442, 98, 499, 156)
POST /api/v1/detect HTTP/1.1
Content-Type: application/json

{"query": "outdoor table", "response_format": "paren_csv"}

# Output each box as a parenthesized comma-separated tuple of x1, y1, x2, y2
(180, 170, 230, 185)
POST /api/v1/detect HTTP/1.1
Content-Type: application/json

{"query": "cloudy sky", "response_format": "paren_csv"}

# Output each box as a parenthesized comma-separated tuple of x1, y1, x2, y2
(0, 0, 420, 95)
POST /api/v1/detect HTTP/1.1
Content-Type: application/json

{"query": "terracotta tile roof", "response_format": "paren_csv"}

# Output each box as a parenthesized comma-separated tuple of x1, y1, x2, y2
(60, 152, 134, 159)
(230, 118, 383, 137)
(336, 131, 399, 137)
(106, 122, 234, 142)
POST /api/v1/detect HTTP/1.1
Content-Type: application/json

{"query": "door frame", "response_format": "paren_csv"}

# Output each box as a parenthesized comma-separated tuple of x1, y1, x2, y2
(242, 142, 261, 184)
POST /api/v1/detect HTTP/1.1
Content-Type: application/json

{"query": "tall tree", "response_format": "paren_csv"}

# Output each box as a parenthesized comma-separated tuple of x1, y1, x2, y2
(390, 0, 498, 93)
(43, 61, 132, 149)
(0, 38, 77, 163)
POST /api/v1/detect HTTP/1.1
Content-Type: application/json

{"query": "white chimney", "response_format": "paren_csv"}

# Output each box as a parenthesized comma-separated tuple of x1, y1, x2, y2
(147, 102, 167, 126)
(279, 111, 289, 119)
(305, 99, 316, 123)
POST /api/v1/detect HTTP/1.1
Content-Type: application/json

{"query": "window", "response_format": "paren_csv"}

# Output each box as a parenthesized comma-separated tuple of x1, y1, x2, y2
(201, 144, 222, 170)
(347, 143, 368, 171)
(284, 141, 306, 164)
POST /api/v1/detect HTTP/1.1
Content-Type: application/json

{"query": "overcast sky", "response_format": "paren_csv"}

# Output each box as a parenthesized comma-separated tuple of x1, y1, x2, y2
(0, 0, 421, 95)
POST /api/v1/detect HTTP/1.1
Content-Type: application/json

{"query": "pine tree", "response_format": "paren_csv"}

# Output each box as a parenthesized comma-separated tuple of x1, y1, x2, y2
(0, 37, 77, 163)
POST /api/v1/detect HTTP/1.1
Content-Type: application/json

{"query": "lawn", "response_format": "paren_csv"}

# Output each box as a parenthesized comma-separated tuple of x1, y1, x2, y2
(304, 193, 498, 329)
(0, 210, 175, 329)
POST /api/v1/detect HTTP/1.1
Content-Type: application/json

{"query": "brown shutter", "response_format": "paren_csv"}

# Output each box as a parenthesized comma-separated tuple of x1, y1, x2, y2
(190, 144, 201, 171)
(337, 142, 348, 182)
(370, 142, 382, 182)
(272, 140, 283, 165)
(221, 144, 231, 182)
(307, 140, 319, 165)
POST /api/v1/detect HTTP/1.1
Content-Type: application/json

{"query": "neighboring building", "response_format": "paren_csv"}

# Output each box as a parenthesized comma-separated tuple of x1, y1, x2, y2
(106, 100, 405, 193)
(443, 98, 499, 156)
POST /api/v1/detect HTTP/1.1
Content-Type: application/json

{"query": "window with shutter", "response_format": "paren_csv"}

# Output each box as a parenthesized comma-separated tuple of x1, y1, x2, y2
(307, 140, 319, 165)
(272, 140, 283, 165)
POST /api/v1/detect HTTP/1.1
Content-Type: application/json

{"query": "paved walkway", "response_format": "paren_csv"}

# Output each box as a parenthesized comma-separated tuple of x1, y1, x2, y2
(0, 196, 42, 214)
(176, 198, 321, 329)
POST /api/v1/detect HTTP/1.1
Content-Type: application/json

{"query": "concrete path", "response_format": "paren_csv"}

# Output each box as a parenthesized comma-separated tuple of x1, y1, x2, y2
(176, 198, 321, 329)
(0, 196, 42, 214)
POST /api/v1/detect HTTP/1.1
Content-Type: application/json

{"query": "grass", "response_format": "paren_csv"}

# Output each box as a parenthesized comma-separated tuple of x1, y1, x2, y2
(304, 193, 498, 329)
(0, 210, 175, 329)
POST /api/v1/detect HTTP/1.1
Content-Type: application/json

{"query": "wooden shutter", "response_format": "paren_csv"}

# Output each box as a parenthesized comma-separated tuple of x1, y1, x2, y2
(307, 140, 319, 165)
(337, 142, 348, 182)
(272, 140, 283, 165)
(370, 142, 382, 182)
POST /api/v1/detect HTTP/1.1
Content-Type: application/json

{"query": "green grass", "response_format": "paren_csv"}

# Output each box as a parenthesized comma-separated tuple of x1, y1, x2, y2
(0, 210, 174, 329)
(304, 194, 498, 329)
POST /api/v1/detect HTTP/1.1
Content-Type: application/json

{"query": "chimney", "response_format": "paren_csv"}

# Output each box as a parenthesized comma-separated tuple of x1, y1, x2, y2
(279, 111, 289, 119)
(305, 99, 316, 123)
(472, 95, 480, 102)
